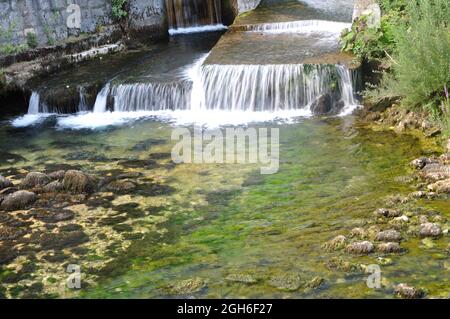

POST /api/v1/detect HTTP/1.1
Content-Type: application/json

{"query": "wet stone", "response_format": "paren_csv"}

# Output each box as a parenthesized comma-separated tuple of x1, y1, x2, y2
(394, 283, 425, 299)
(0, 175, 13, 190)
(148, 152, 172, 160)
(376, 229, 402, 242)
(40, 230, 89, 250)
(419, 223, 442, 238)
(0, 244, 17, 264)
(375, 208, 401, 218)
(0, 190, 36, 211)
(63, 170, 96, 194)
(112, 224, 133, 233)
(21, 172, 51, 189)
(48, 170, 66, 181)
(130, 139, 166, 152)
(322, 235, 346, 251)
(137, 182, 175, 197)
(377, 242, 403, 254)
(59, 224, 83, 232)
(118, 159, 159, 169)
(268, 273, 302, 292)
(99, 215, 128, 226)
(63, 151, 109, 162)
(325, 257, 363, 273)
(305, 277, 325, 289)
(43, 181, 64, 193)
(346, 241, 374, 255)
(225, 273, 258, 284)
(0, 226, 27, 241)
(32, 208, 75, 223)
(105, 180, 137, 194)
(167, 277, 206, 295)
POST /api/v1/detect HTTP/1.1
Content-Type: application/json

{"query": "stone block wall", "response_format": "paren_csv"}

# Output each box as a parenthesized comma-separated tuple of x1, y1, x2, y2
(0, 0, 112, 46)
(0, 0, 167, 47)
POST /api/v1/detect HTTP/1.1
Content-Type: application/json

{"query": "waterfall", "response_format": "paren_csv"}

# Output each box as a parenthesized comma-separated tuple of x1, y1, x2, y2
(93, 83, 110, 113)
(104, 58, 358, 114)
(165, 0, 226, 34)
(78, 87, 89, 112)
(235, 20, 351, 34)
(111, 81, 192, 112)
(27, 92, 40, 114)
(193, 63, 357, 112)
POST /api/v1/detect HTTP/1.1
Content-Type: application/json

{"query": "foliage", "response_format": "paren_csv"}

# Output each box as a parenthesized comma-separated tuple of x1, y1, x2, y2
(112, 0, 128, 20)
(341, 15, 396, 60)
(26, 32, 38, 49)
(343, 0, 450, 123)
(43, 26, 55, 46)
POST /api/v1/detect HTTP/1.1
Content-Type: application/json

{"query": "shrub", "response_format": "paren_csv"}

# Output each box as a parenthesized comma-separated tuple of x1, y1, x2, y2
(112, 0, 128, 20)
(26, 32, 38, 49)
(371, 0, 450, 111)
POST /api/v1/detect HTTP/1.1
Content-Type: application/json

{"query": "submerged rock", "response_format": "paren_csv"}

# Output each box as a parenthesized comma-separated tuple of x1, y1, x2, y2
(305, 277, 325, 289)
(427, 179, 450, 194)
(0, 190, 36, 211)
(48, 170, 66, 181)
(0, 226, 26, 240)
(349, 227, 368, 239)
(105, 180, 137, 194)
(375, 208, 401, 218)
(346, 241, 374, 255)
(0, 244, 17, 264)
(63, 170, 95, 193)
(43, 181, 64, 193)
(21, 172, 51, 188)
(167, 277, 206, 295)
(225, 273, 258, 284)
(322, 235, 347, 251)
(377, 242, 403, 254)
(32, 208, 75, 223)
(376, 229, 401, 242)
(419, 223, 442, 238)
(40, 230, 89, 250)
(268, 273, 302, 292)
(394, 283, 425, 299)
(0, 175, 13, 190)
(325, 257, 363, 273)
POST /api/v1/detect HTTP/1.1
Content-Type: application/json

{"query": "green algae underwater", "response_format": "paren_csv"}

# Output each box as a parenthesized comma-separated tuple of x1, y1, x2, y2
(3, 114, 445, 298)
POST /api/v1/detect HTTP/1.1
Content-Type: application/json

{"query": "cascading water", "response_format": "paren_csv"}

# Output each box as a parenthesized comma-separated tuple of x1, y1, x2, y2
(193, 63, 357, 112)
(166, 0, 226, 35)
(27, 92, 40, 115)
(235, 20, 351, 34)
(111, 82, 192, 112)
(93, 83, 110, 113)
(92, 56, 358, 114)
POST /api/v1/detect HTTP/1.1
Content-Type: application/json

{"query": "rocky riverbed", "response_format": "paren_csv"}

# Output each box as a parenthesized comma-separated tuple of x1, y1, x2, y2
(319, 109, 450, 299)
(0, 161, 177, 298)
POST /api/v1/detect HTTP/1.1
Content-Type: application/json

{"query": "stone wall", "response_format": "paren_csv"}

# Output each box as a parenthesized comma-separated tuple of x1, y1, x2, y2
(0, 0, 167, 47)
(0, 0, 112, 46)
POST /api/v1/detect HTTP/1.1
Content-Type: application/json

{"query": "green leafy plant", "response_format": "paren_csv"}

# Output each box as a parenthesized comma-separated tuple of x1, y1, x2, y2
(26, 32, 38, 49)
(112, 0, 128, 20)
(372, 0, 450, 111)
(43, 26, 55, 46)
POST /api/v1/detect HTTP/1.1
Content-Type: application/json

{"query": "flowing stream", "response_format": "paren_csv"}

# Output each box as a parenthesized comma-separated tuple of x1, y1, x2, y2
(1, 0, 448, 299)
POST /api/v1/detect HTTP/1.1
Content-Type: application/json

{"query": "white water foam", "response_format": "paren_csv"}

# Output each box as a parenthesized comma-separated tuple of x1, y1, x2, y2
(241, 20, 351, 35)
(169, 24, 227, 35)
(56, 109, 311, 130)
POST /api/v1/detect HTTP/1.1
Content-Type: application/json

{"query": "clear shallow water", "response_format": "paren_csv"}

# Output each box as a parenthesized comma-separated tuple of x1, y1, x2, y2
(1, 0, 448, 299)
(0, 115, 448, 298)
